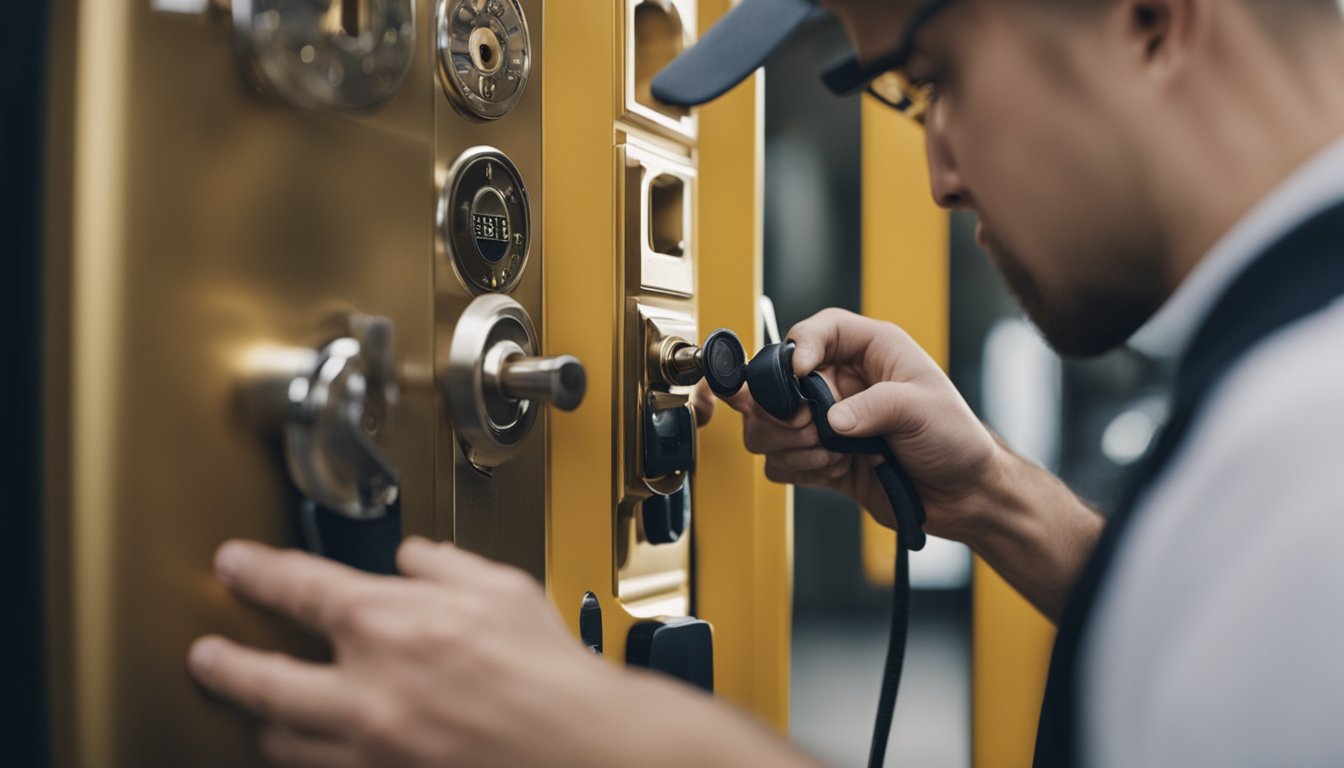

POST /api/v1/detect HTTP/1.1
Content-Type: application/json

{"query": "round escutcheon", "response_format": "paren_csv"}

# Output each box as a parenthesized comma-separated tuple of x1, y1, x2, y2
(436, 0, 531, 121)
(438, 147, 531, 294)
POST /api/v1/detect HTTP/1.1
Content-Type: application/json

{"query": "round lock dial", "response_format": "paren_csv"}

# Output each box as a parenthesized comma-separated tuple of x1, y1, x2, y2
(436, 0, 531, 121)
(439, 147, 532, 294)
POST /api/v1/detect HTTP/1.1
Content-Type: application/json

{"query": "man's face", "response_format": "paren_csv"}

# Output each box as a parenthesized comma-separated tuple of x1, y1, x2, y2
(824, 0, 1171, 357)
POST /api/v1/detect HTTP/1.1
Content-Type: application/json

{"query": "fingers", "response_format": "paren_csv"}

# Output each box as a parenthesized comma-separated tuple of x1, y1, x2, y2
(826, 381, 923, 438)
(395, 536, 496, 586)
(188, 636, 357, 735)
(763, 460, 849, 487)
(765, 447, 847, 474)
(788, 309, 910, 377)
(690, 380, 716, 427)
(259, 726, 359, 768)
(214, 541, 387, 635)
(716, 385, 756, 416)
(742, 414, 818, 454)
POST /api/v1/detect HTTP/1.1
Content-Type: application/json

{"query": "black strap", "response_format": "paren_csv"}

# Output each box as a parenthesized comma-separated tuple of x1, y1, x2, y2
(1034, 199, 1344, 768)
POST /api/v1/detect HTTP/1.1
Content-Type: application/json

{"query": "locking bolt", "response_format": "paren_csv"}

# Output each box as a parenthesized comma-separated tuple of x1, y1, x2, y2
(651, 336, 704, 388)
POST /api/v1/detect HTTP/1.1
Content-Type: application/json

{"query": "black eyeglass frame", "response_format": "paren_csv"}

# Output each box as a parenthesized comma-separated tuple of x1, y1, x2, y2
(820, 0, 958, 117)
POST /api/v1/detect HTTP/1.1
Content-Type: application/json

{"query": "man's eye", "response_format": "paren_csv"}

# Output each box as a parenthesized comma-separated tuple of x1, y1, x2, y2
(908, 72, 942, 97)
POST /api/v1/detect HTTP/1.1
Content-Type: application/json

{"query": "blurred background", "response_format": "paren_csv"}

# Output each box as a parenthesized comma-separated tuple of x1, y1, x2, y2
(762, 19, 1176, 767)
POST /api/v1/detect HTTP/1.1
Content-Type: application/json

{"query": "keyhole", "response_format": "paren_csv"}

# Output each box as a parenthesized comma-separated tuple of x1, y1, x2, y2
(469, 26, 504, 75)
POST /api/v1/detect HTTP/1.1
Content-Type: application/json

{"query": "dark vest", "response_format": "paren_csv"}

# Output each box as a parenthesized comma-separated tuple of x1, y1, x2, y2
(1033, 200, 1344, 767)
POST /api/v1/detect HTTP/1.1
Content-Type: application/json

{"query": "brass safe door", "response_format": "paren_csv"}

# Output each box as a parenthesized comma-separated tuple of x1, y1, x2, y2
(38, 0, 543, 763)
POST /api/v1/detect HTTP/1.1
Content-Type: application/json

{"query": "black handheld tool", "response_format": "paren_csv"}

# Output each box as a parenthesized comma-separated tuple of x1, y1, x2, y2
(701, 330, 927, 551)
(701, 328, 925, 768)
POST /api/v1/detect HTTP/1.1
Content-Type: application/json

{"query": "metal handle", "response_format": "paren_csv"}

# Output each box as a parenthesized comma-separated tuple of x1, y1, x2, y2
(447, 294, 589, 468)
(242, 315, 401, 519)
(497, 354, 587, 412)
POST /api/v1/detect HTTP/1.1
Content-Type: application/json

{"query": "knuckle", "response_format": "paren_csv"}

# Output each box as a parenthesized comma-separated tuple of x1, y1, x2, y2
(493, 565, 541, 602)
(809, 307, 842, 327)
(292, 577, 328, 627)
(243, 658, 280, 721)
(806, 449, 832, 471)
(331, 595, 381, 638)
(411, 616, 466, 652)
(353, 699, 400, 749)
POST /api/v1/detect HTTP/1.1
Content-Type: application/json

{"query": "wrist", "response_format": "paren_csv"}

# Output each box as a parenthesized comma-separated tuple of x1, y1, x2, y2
(955, 435, 1104, 621)
(957, 439, 1052, 554)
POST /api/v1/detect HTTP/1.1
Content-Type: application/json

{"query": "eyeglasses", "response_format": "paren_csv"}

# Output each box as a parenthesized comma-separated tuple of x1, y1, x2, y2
(821, 0, 958, 126)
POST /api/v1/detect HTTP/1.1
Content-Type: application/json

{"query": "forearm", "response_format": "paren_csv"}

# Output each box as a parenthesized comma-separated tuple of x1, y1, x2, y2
(589, 667, 823, 768)
(962, 442, 1105, 623)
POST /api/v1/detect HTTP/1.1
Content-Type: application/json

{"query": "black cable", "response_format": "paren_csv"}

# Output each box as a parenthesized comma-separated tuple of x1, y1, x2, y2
(867, 540, 911, 768)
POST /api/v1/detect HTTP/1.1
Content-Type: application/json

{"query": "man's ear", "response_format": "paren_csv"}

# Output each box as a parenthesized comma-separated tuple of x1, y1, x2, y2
(1125, 0, 1207, 80)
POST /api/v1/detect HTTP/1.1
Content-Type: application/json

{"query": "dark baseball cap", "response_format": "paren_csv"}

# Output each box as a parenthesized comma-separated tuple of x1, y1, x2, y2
(650, 0, 825, 107)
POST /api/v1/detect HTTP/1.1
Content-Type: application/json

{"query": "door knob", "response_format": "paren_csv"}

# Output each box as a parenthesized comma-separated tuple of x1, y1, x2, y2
(446, 294, 587, 468)
(484, 342, 586, 412)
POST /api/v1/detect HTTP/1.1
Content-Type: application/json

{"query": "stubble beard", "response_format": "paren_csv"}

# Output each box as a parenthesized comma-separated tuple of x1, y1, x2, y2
(977, 223, 1159, 358)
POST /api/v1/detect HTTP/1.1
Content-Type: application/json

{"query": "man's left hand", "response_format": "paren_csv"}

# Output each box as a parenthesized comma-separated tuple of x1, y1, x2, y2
(188, 537, 616, 767)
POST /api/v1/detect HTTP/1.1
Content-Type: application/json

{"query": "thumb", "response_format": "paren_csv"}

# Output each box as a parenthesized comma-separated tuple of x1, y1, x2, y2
(826, 382, 919, 438)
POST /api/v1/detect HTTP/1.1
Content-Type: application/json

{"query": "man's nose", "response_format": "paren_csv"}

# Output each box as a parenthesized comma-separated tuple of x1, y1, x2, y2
(925, 111, 971, 210)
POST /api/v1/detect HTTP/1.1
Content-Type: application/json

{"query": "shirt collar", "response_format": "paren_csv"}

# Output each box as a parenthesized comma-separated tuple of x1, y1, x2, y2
(1133, 134, 1344, 359)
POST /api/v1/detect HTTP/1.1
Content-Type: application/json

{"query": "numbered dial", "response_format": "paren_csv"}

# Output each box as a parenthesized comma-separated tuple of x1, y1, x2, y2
(439, 147, 531, 294)
(436, 0, 531, 120)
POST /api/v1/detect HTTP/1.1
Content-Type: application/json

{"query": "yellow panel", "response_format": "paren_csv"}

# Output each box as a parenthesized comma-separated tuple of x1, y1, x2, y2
(858, 95, 949, 582)
(541, 0, 621, 643)
(972, 560, 1054, 768)
(696, 0, 792, 728)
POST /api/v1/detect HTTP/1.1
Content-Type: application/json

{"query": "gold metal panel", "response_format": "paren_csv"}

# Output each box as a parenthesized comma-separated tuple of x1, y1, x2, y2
(615, 304, 693, 616)
(45, 1, 438, 765)
(433, 1, 549, 580)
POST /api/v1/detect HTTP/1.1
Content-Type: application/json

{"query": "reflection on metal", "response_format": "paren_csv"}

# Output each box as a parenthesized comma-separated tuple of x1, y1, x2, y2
(438, 146, 532, 294)
(435, 0, 531, 120)
(245, 315, 401, 519)
(446, 294, 583, 468)
(233, 0, 417, 110)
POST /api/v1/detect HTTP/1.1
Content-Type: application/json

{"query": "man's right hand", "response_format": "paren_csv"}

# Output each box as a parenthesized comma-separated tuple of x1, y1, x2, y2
(710, 308, 1003, 543)
(706, 307, 1104, 621)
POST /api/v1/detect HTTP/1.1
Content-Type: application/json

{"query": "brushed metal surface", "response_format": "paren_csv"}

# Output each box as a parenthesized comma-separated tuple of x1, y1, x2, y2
(45, 0, 436, 764)
(435, 0, 548, 582)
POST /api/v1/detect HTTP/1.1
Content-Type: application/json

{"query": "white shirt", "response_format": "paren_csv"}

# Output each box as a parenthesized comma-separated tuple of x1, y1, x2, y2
(1083, 135, 1344, 768)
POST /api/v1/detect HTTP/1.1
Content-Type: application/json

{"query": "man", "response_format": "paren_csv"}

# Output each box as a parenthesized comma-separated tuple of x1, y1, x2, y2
(188, 0, 1344, 765)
